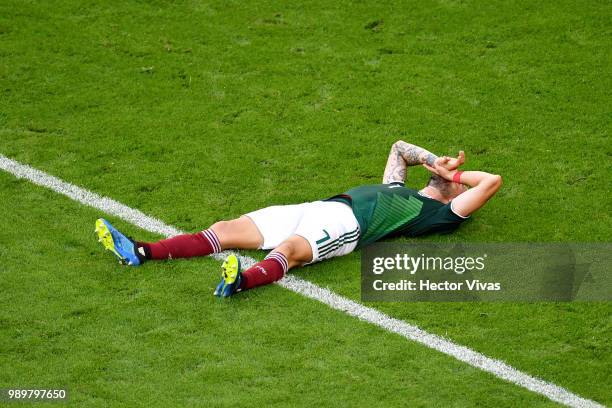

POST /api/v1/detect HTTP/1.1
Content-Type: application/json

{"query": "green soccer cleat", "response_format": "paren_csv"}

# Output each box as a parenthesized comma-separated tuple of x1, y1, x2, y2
(95, 218, 142, 266)
(214, 254, 242, 297)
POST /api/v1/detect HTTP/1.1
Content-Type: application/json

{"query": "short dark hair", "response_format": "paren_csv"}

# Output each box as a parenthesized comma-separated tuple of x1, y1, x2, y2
(427, 174, 454, 197)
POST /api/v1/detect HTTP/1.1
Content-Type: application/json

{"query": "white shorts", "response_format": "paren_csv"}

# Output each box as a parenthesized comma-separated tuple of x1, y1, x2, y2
(245, 201, 360, 263)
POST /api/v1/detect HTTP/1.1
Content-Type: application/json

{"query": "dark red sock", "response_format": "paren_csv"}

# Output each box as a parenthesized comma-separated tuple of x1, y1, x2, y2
(138, 229, 221, 260)
(241, 252, 289, 290)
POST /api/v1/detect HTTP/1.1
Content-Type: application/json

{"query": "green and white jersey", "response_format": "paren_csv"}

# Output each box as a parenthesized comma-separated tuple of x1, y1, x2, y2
(326, 183, 468, 247)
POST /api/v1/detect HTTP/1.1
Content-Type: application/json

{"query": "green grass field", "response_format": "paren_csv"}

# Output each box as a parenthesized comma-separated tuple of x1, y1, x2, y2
(0, 0, 610, 406)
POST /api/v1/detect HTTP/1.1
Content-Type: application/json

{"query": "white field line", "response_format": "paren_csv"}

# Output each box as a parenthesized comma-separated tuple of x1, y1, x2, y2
(0, 154, 603, 408)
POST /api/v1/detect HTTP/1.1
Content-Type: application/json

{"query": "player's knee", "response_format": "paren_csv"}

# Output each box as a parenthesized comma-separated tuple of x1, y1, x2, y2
(210, 220, 234, 238)
(276, 240, 297, 260)
(274, 238, 312, 266)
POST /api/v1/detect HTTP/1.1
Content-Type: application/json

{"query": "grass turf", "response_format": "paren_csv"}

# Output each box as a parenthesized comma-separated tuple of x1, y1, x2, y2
(0, 0, 610, 406)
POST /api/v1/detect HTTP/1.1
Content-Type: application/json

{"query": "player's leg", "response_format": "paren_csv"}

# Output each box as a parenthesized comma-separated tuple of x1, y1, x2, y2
(136, 216, 263, 260)
(96, 202, 304, 266)
(241, 235, 312, 289)
(215, 201, 360, 297)
(209, 216, 264, 249)
(214, 235, 312, 297)
(135, 202, 308, 263)
(211, 203, 316, 297)
(235, 201, 360, 290)
(95, 216, 263, 265)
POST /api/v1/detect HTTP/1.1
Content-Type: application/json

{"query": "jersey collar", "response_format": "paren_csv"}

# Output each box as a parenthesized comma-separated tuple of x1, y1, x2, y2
(418, 190, 433, 199)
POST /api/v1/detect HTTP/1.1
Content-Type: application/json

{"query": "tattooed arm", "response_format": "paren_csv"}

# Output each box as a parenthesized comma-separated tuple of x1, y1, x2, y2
(382, 140, 439, 184)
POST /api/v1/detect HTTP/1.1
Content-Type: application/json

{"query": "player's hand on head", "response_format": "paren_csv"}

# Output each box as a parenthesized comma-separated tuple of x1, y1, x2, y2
(434, 156, 450, 168)
(423, 160, 453, 180)
(423, 151, 465, 180)
(439, 151, 465, 171)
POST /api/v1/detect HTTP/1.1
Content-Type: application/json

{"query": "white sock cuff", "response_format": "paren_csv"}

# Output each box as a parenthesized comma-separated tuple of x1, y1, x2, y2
(265, 251, 289, 274)
(201, 229, 221, 253)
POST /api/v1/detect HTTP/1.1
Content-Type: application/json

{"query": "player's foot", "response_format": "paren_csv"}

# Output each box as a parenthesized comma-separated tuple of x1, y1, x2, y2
(214, 254, 242, 297)
(95, 218, 142, 266)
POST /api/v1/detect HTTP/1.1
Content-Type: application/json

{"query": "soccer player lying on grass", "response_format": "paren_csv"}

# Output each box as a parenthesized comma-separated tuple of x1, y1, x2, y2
(95, 141, 502, 297)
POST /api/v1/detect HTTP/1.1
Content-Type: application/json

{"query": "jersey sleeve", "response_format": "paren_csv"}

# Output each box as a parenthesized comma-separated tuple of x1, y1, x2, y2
(428, 202, 469, 234)
(414, 202, 468, 235)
